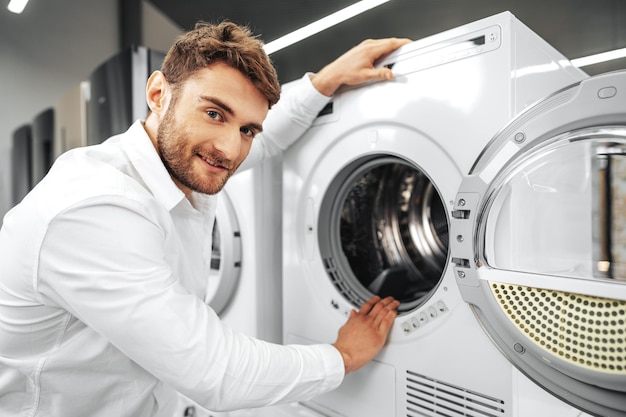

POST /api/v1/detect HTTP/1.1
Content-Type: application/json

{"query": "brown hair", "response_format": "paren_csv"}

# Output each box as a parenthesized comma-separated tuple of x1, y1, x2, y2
(160, 21, 280, 108)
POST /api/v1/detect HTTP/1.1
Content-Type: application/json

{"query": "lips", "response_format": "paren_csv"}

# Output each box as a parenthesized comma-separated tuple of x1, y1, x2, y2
(197, 153, 230, 172)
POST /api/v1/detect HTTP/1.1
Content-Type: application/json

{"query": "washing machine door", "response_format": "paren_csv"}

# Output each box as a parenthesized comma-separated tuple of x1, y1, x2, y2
(450, 70, 626, 416)
(205, 189, 242, 315)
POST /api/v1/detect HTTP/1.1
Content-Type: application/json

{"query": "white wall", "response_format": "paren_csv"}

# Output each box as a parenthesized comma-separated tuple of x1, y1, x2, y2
(0, 0, 182, 223)
(143, 0, 183, 53)
(0, 0, 118, 221)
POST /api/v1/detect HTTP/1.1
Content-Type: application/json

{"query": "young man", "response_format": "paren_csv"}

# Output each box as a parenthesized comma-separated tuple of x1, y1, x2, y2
(0, 22, 409, 416)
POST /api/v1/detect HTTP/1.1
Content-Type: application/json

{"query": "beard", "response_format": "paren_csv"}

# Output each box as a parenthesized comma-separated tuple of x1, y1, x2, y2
(156, 105, 238, 195)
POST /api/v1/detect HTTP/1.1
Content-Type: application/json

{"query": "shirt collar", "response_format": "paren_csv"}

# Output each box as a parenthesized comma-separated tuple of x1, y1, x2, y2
(122, 120, 187, 212)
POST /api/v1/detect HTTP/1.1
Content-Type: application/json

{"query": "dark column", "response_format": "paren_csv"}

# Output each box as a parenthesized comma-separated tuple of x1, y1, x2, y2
(119, 0, 142, 50)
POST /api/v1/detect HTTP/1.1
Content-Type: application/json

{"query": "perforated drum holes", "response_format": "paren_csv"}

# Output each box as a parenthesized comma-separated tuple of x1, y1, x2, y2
(489, 282, 626, 374)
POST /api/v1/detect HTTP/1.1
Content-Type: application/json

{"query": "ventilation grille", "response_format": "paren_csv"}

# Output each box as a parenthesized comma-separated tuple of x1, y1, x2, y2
(490, 282, 626, 374)
(406, 371, 506, 417)
(323, 256, 365, 306)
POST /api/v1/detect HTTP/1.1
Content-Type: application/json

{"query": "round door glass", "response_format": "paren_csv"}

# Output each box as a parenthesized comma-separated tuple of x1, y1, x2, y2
(318, 156, 449, 313)
(481, 128, 626, 283)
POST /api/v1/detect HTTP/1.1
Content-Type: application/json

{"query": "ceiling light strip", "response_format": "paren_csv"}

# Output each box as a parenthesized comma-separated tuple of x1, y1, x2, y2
(264, 0, 391, 55)
(7, 0, 29, 14)
(572, 47, 626, 68)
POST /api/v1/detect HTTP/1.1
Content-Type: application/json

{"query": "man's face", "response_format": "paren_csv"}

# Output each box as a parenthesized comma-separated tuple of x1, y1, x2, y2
(156, 62, 269, 196)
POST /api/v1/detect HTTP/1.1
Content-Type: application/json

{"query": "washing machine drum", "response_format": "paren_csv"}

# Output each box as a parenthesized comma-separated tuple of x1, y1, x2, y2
(318, 155, 449, 314)
(450, 71, 626, 416)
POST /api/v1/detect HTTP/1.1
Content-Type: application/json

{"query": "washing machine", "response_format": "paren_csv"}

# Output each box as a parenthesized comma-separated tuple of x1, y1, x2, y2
(281, 11, 618, 417)
(207, 159, 284, 343)
(175, 157, 286, 417)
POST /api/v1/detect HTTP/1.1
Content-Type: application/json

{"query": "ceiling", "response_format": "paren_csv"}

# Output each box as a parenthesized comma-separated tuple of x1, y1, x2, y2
(149, 0, 626, 83)
(0, 0, 624, 216)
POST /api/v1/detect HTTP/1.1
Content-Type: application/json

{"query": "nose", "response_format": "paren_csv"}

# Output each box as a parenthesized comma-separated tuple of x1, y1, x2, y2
(212, 127, 241, 163)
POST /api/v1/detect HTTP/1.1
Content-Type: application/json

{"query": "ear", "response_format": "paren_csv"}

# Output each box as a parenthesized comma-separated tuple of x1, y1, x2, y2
(146, 71, 169, 116)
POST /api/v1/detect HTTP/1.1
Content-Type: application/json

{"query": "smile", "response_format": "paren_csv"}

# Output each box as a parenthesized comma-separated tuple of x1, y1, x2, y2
(198, 153, 228, 171)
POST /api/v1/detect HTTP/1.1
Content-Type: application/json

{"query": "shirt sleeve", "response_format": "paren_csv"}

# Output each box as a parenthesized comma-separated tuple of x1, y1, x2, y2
(238, 73, 331, 172)
(36, 196, 344, 411)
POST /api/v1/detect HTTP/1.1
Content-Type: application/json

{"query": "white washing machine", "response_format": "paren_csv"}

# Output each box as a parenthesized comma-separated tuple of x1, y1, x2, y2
(208, 159, 284, 343)
(175, 160, 284, 416)
(280, 11, 619, 417)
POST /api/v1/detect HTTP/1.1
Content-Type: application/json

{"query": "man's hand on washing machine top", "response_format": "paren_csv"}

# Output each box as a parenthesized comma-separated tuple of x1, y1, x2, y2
(311, 37, 412, 97)
(332, 295, 399, 374)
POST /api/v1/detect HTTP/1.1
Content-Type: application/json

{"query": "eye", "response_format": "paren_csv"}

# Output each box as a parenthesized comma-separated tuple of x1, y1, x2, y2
(240, 127, 256, 138)
(207, 110, 222, 121)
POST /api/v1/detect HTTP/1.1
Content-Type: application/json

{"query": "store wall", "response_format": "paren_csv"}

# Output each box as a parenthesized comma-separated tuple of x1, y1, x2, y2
(0, 0, 181, 223)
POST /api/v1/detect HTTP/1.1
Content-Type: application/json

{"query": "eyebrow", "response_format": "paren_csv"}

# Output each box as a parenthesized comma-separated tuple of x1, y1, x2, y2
(198, 95, 264, 133)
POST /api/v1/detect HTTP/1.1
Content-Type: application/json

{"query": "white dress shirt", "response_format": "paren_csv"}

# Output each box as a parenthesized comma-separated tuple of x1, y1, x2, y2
(0, 75, 344, 417)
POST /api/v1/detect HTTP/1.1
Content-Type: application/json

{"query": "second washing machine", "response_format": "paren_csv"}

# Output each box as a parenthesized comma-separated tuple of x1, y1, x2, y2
(175, 159, 285, 417)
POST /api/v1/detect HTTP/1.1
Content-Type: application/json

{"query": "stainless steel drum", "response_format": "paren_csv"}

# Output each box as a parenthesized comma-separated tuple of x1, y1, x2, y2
(318, 155, 449, 313)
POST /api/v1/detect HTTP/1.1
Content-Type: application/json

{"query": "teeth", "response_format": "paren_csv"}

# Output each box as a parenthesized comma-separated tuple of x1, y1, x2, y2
(201, 155, 220, 168)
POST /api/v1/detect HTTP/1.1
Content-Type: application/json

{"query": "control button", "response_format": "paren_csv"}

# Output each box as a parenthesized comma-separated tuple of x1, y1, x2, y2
(597, 86, 617, 99)
(419, 312, 428, 324)
(402, 321, 412, 334)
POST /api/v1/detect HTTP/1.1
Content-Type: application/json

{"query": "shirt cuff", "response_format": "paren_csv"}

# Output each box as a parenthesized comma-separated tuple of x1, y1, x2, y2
(312, 343, 345, 394)
(299, 72, 334, 112)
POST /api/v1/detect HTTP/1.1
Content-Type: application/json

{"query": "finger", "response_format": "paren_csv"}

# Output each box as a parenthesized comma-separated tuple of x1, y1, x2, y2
(362, 37, 412, 56)
(372, 67, 394, 80)
(367, 38, 412, 63)
(372, 303, 398, 329)
(364, 296, 397, 319)
(358, 295, 381, 314)
(378, 296, 398, 307)
(375, 297, 399, 320)
(346, 69, 390, 87)
(379, 309, 398, 332)
(370, 296, 399, 313)
(352, 68, 392, 84)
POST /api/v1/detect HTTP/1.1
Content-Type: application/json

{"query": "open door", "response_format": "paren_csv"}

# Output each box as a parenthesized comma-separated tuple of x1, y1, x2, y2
(450, 70, 626, 416)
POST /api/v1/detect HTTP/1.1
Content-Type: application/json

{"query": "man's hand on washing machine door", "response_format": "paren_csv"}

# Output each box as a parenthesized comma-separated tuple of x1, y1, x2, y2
(332, 295, 399, 374)
(311, 37, 412, 97)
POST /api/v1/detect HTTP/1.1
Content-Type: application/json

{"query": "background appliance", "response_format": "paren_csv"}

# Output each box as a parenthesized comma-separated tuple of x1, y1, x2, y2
(205, 161, 283, 342)
(450, 69, 626, 416)
(30, 108, 54, 188)
(86, 45, 165, 145)
(54, 81, 89, 158)
(282, 12, 594, 417)
(11, 124, 32, 206)
(174, 159, 285, 417)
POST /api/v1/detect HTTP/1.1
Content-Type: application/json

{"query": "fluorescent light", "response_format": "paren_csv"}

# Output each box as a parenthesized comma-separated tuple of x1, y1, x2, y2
(264, 0, 391, 55)
(7, 0, 29, 14)
(572, 47, 626, 68)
